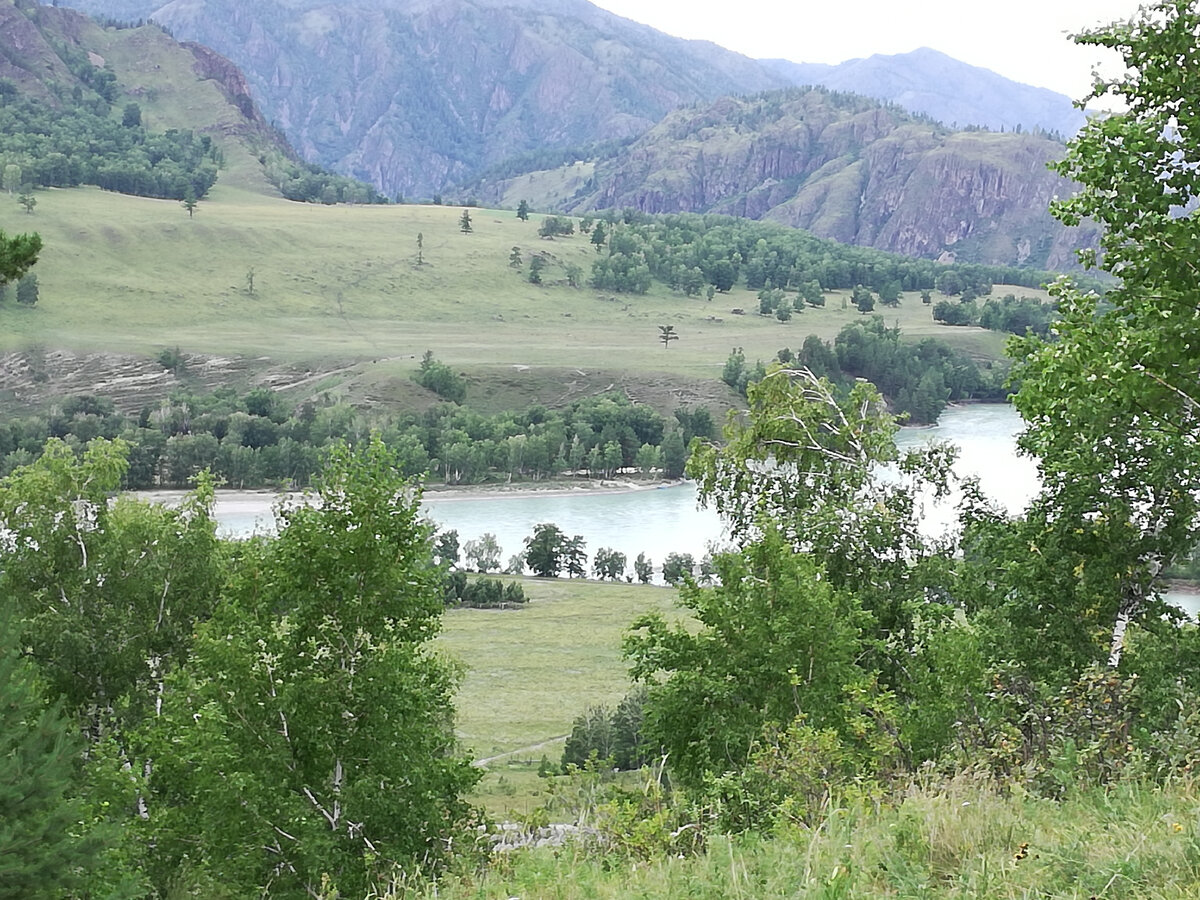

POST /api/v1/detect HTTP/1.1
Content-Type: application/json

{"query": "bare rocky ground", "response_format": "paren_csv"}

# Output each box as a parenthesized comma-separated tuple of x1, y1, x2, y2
(0, 350, 355, 415)
(0, 350, 741, 422)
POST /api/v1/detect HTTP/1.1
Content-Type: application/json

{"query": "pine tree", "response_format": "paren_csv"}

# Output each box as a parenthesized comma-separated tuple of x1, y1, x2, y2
(0, 613, 106, 898)
(458, 208, 472, 233)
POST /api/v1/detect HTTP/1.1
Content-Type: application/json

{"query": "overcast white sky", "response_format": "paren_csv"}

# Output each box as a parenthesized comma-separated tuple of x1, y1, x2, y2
(589, 0, 1138, 101)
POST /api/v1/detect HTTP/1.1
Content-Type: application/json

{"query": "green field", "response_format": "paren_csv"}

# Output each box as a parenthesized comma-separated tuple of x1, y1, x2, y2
(0, 183, 1014, 383)
(439, 577, 682, 816)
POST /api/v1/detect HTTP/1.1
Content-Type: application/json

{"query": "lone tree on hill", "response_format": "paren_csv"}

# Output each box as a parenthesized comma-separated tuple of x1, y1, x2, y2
(658, 324, 679, 349)
(516, 199, 529, 221)
(459, 208, 472, 233)
(181, 187, 198, 218)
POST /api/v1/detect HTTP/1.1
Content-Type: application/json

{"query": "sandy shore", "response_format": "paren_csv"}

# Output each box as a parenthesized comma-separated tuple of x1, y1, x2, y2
(134, 478, 684, 508)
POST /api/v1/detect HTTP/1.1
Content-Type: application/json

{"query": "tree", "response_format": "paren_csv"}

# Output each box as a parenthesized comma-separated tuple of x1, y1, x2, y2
(18, 190, 35, 215)
(15, 274, 37, 306)
(687, 366, 955, 671)
(627, 532, 874, 788)
(564, 535, 588, 579)
(852, 284, 875, 313)
(1004, 0, 1200, 669)
(524, 522, 567, 577)
(463, 533, 502, 573)
(538, 216, 574, 238)
(0, 609, 108, 899)
(660, 429, 687, 479)
(516, 200, 529, 221)
(121, 102, 142, 128)
(147, 438, 480, 897)
(633, 552, 653, 584)
(434, 528, 460, 568)
(509, 246, 523, 268)
(0, 229, 41, 285)
(244, 266, 255, 295)
(661, 552, 695, 585)
(416, 231, 424, 265)
(590, 221, 606, 251)
(658, 324, 678, 349)
(458, 208, 472, 233)
(528, 255, 545, 285)
(414, 351, 467, 403)
(592, 547, 627, 581)
(181, 187, 197, 218)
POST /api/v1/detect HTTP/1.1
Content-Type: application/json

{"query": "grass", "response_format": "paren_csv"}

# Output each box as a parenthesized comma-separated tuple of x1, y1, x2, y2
(0, 181, 1017, 381)
(417, 774, 1200, 898)
(438, 577, 683, 817)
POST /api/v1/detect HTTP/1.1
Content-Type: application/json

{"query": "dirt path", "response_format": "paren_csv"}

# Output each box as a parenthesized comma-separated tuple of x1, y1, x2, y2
(473, 735, 569, 767)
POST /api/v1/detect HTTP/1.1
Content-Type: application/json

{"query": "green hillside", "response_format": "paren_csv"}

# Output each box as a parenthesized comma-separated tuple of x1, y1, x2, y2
(0, 184, 1013, 389)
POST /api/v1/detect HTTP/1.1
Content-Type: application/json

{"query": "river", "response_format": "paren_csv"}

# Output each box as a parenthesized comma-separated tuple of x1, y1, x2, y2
(170, 403, 1198, 616)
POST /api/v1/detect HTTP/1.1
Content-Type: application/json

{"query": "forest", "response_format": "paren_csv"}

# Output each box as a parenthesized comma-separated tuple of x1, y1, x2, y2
(2, 3, 1200, 898)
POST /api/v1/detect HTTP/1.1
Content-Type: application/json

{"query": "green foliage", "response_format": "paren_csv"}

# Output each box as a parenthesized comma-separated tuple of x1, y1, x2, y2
(537, 215, 574, 238)
(146, 438, 481, 896)
(660, 551, 694, 585)
(592, 547, 627, 581)
(414, 350, 468, 404)
(0, 95, 220, 199)
(628, 533, 875, 789)
(1007, 0, 1200, 673)
(524, 522, 568, 577)
(0, 610, 108, 899)
(0, 228, 41, 285)
(15, 273, 37, 306)
(977, 293, 1056, 335)
(633, 552, 653, 584)
(463, 533, 501, 572)
(444, 573, 527, 608)
(561, 687, 652, 772)
(0, 441, 222, 727)
(261, 155, 387, 205)
(459, 208, 473, 233)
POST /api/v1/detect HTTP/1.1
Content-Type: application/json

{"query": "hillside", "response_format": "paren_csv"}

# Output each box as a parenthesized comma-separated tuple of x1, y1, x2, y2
(763, 47, 1086, 138)
(481, 88, 1097, 269)
(60, 0, 791, 199)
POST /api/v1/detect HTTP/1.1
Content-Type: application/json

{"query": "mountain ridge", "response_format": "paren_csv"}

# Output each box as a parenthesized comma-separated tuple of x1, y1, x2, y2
(60, 0, 1086, 200)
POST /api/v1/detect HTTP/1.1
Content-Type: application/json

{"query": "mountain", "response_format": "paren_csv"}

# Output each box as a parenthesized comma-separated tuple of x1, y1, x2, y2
(488, 88, 1095, 269)
(761, 48, 1086, 138)
(0, 0, 293, 194)
(59, 0, 791, 199)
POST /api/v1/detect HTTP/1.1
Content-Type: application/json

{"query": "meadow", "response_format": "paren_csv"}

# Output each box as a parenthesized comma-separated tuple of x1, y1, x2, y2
(439, 577, 682, 817)
(0, 182, 1015, 389)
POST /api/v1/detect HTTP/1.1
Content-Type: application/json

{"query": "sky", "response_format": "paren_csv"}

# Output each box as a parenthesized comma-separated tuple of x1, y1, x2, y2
(588, 0, 1140, 102)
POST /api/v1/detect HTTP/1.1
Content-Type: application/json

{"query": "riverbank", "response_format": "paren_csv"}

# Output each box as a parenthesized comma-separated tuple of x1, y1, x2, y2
(134, 477, 684, 510)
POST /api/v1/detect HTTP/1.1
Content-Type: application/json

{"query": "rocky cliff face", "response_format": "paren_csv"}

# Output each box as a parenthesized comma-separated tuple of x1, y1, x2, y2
(571, 89, 1094, 268)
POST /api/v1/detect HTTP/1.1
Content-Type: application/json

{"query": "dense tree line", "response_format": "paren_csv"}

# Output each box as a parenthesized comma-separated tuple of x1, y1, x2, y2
(934, 291, 1059, 335)
(723, 318, 1007, 424)
(0, 385, 705, 489)
(0, 87, 221, 200)
(261, 154, 388, 205)
(584, 210, 1101, 298)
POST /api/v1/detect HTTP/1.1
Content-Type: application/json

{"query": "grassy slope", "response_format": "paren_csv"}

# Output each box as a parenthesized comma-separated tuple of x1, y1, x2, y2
(0, 184, 1015, 377)
(424, 775, 1200, 898)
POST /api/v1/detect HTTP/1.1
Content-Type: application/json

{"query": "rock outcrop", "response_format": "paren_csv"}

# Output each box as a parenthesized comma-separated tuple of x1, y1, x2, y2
(567, 89, 1095, 268)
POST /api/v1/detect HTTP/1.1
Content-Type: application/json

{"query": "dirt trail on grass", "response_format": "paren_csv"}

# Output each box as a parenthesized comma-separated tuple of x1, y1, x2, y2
(474, 735, 570, 767)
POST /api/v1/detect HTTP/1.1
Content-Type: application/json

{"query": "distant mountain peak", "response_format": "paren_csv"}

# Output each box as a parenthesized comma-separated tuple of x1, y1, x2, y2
(761, 48, 1085, 137)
